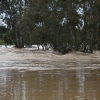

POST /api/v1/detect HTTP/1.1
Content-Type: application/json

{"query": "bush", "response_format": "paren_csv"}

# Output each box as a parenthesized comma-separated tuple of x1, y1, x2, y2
(0, 39, 5, 45)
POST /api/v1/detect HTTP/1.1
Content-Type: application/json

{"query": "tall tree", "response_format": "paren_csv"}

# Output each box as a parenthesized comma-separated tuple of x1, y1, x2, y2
(0, 0, 30, 47)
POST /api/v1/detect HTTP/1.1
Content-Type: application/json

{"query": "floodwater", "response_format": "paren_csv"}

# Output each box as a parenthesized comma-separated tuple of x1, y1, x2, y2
(0, 46, 100, 100)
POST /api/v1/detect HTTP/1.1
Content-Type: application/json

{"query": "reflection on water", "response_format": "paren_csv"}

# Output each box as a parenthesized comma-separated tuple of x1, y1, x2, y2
(0, 47, 100, 100)
(0, 69, 100, 100)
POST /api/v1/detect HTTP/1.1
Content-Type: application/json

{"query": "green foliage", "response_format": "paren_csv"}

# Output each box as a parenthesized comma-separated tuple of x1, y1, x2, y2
(0, 40, 5, 45)
(0, 26, 13, 45)
(16, 0, 80, 53)
(1, 0, 100, 54)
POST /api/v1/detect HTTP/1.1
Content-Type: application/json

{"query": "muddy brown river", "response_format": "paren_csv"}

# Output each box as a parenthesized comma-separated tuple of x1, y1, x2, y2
(0, 47, 100, 100)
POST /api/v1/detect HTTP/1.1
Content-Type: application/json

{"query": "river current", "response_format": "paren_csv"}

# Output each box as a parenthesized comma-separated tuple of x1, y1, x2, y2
(0, 46, 100, 100)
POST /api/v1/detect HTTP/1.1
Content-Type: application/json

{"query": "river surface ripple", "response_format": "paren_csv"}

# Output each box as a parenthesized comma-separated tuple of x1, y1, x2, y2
(0, 47, 100, 100)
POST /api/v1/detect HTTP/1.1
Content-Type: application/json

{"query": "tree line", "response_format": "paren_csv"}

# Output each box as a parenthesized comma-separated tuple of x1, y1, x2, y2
(0, 0, 100, 54)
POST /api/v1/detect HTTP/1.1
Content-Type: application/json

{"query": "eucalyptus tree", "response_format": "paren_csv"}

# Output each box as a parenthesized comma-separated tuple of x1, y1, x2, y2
(63, 0, 81, 50)
(0, 0, 30, 47)
(47, 0, 81, 53)
(16, 0, 53, 48)
(16, 0, 82, 53)
(1, 0, 100, 52)
(80, 0, 100, 53)
(93, 0, 100, 50)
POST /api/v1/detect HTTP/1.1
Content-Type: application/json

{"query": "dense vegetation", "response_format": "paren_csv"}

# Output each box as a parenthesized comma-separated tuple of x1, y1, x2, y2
(0, 0, 100, 54)
(0, 26, 13, 45)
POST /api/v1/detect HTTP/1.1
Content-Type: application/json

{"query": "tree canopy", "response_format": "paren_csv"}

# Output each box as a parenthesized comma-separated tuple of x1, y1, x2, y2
(0, 0, 100, 54)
